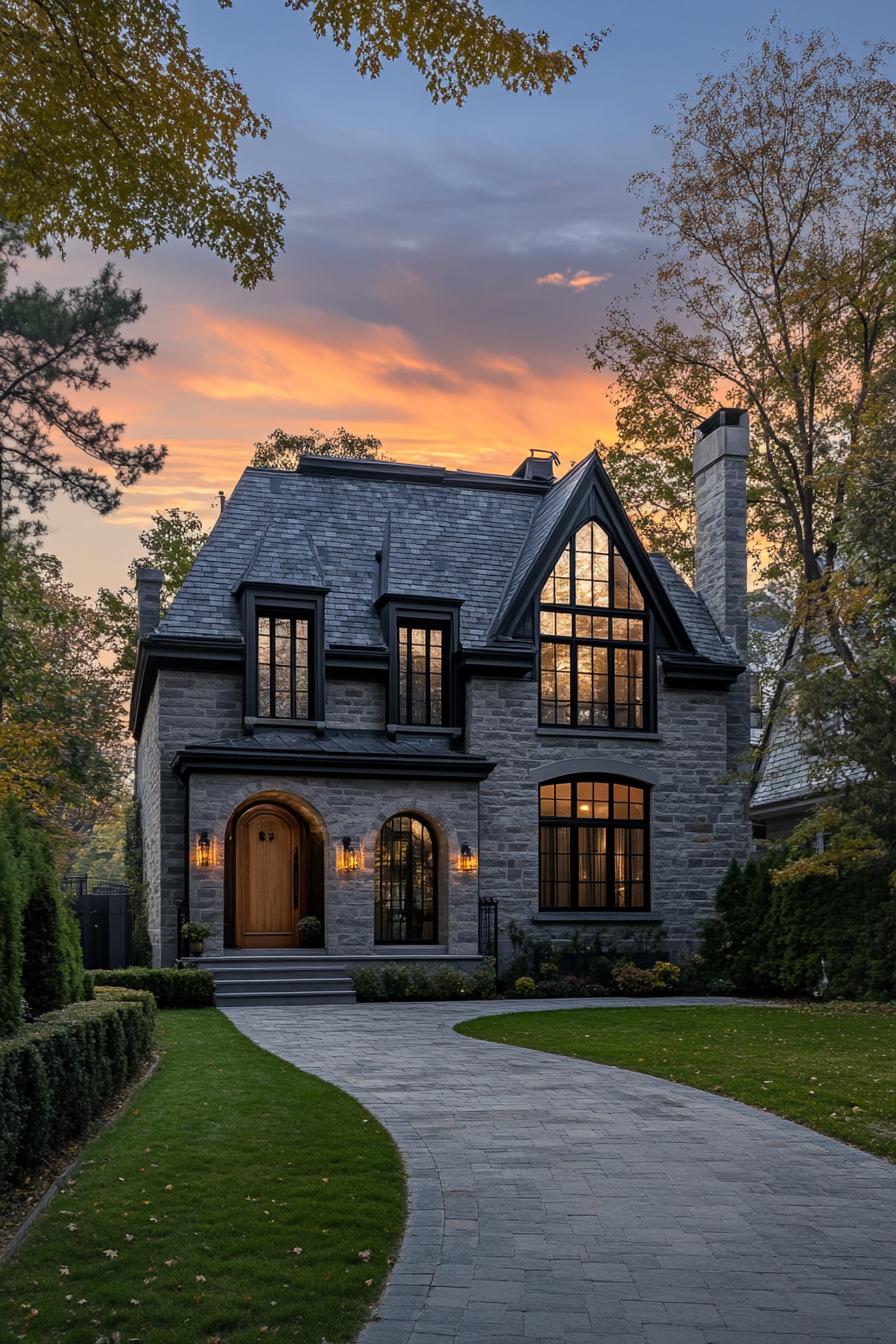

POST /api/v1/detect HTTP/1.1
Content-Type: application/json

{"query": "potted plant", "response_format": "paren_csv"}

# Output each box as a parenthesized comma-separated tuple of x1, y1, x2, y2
(181, 920, 212, 956)
(297, 915, 323, 948)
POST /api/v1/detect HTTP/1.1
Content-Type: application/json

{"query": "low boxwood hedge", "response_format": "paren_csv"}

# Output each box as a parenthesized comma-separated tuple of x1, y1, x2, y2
(0, 989, 156, 1189)
(90, 966, 215, 1008)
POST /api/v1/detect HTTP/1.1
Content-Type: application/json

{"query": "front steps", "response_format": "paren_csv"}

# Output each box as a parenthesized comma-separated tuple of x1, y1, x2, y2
(182, 952, 357, 1007)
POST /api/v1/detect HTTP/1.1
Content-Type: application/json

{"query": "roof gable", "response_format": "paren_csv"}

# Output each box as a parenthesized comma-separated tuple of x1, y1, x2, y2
(490, 450, 696, 655)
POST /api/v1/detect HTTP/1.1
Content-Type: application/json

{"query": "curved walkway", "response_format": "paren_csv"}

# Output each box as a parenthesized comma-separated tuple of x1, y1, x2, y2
(226, 999, 896, 1344)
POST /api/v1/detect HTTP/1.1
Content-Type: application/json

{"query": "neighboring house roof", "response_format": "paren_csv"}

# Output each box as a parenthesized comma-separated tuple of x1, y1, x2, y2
(751, 628, 861, 815)
(158, 454, 738, 667)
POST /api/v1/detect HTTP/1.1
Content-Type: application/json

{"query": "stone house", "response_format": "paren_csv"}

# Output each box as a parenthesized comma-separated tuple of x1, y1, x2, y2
(131, 410, 752, 984)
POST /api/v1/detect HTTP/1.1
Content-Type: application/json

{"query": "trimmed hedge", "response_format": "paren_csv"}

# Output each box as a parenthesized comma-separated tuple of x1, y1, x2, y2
(351, 960, 497, 1002)
(702, 854, 896, 1000)
(90, 966, 215, 1008)
(0, 989, 156, 1189)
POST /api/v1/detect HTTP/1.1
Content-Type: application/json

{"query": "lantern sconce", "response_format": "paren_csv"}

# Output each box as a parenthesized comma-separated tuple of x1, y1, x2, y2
(459, 843, 477, 873)
(195, 830, 214, 868)
(339, 836, 360, 873)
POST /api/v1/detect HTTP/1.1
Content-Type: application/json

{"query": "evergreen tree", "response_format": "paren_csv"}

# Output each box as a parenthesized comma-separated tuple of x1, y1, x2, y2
(0, 821, 23, 1035)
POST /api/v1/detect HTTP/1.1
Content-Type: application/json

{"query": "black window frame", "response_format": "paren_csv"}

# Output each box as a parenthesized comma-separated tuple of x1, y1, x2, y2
(396, 621, 449, 727)
(377, 595, 461, 732)
(538, 775, 651, 912)
(239, 585, 327, 727)
(375, 812, 438, 944)
(538, 521, 655, 732)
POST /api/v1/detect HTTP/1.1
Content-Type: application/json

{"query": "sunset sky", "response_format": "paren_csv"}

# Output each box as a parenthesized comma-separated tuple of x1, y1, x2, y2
(37, 0, 892, 595)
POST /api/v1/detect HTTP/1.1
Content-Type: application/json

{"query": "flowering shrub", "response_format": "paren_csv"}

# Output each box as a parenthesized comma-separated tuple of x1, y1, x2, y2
(611, 961, 655, 996)
(513, 976, 537, 997)
(651, 961, 681, 991)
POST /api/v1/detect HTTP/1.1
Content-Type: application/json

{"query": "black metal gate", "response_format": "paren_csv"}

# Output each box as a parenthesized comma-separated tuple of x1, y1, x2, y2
(478, 897, 498, 960)
(62, 875, 132, 969)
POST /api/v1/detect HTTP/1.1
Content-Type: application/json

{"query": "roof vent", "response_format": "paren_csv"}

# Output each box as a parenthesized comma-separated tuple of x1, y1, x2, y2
(511, 449, 559, 483)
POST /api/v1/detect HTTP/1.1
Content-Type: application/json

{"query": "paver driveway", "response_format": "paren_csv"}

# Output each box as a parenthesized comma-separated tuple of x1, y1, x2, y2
(226, 999, 896, 1344)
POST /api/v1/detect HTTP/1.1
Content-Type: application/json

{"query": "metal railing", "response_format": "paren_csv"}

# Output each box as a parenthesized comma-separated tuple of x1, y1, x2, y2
(477, 897, 498, 961)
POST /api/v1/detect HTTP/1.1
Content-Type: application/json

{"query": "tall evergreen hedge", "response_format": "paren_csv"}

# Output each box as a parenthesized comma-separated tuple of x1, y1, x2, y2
(701, 852, 896, 1000)
(0, 799, 89, 1035)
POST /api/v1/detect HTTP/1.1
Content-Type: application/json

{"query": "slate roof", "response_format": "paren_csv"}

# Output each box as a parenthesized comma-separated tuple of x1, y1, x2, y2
(158, 455, 735, 663)
(751, 630, 862, 811)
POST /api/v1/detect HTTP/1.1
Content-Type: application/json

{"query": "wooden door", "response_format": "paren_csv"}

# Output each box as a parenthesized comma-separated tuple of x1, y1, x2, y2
(235, 804, 299, 948)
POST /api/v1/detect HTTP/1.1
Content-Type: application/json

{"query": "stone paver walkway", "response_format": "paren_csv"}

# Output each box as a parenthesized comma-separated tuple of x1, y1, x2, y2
(226, 999, 896, 1344)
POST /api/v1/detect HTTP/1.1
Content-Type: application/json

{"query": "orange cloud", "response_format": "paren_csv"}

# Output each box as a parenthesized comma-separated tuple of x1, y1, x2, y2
(536, 269, 610, 292)
(46, 299, 617, 594)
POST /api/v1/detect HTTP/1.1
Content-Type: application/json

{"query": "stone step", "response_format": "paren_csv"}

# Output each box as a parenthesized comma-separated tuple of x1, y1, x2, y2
(214, 976, 353, 994)
(205, 964, 351, 983)
(214, 988, 357, 1007)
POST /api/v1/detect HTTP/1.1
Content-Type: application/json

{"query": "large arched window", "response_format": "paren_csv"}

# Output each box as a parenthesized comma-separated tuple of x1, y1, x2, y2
(375, 814, 437, 944)
(539, 777, 649, 910)
(539, 521, 651, 730)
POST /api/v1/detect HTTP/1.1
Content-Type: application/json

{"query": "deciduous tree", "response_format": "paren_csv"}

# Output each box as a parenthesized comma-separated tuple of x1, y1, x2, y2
(587, 21, 896, 668)
(252, 425, 387, 469)
(1, 1, 602, 286)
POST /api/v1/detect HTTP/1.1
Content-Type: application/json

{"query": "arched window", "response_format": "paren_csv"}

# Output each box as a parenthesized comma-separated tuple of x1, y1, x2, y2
(539, 777, 649, 910)
(375, 814, 437, 944)
(539, 521, 650, 730)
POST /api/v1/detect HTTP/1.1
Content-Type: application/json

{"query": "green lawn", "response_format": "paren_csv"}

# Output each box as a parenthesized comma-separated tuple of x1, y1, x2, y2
(1, 1010, 404, 1344)
(457, 1003, 896, 1161)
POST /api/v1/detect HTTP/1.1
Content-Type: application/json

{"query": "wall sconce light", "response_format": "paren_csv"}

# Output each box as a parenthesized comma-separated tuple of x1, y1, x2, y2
(459, 843, 477, 873)
(195, 831, 213, 868)
(339, 836, 360, 873)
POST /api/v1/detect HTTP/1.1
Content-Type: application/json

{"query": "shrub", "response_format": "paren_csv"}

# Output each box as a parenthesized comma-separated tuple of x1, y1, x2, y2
(701, 843, 896, 1000)
(469, 957, 497, 1000)
(0, 990, 156, 1189)
(0, 827, 24, 1037)
(90, 967, 215, 1008)
(381, 962, 414, 1001)
(430, 965, 470, 1000)
(611, 961, 655, 996)
(676, 952, 708, 994)
(651, 960, 681, 991)
(350, 967, 385, 1002)
(513, 976, 537, 997)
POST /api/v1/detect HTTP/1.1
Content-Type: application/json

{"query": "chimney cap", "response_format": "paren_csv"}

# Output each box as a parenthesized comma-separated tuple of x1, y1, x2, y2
(695, 407, 747, 440)
(135, 565, 164, 586)
(512, 448, 559, 483)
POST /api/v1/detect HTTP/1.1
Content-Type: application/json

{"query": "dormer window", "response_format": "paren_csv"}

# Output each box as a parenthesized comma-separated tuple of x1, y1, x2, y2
(539, 521, 652, 730)
(239, 585, 326, 726)
(397, 623, 446, 726)
(378, 596, 460, 732)
(256, 612, 311, 719)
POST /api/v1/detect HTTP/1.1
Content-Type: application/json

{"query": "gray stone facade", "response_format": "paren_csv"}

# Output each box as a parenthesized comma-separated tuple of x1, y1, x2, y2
(133, 427, 752, 968)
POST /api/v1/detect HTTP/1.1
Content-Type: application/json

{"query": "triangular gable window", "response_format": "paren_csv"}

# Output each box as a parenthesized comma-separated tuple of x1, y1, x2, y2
(539, 522, 653, 731)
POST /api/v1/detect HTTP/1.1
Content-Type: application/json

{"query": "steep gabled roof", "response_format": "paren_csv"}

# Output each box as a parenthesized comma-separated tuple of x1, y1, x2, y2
(156, 454, 739, 676)
(489, 450, 702, 660)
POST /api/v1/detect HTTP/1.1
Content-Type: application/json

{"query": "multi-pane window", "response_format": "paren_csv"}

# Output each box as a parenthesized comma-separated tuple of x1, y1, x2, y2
(398, 624, 445, 726)
(256, 613, 311, 719)
(539, 778, 648, 910)
(540, 521, 650, 729)
(375, 813, 437, 943)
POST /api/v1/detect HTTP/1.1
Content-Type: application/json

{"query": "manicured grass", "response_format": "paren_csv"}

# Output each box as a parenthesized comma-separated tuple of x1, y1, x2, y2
(1, 1010, 404, 1343)
(457, 1003, 896, 1161)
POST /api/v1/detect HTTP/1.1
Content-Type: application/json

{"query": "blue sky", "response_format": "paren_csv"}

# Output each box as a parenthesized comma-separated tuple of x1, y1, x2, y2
(42, 0, 895, 592)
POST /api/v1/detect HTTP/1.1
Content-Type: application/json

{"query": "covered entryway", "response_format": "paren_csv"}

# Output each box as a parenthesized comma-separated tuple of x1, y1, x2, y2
(224, 795, 325, 950)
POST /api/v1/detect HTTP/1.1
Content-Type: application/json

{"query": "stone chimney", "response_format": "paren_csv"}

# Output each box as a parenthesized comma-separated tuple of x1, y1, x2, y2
(693, 409, 749, 660)
(693, 409, 750, 774)
(512, 449, 558, 484)
(135, 566, 164, 640)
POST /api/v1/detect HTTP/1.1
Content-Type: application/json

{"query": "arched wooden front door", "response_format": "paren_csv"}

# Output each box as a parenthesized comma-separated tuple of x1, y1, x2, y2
(235, 803, 300, 948)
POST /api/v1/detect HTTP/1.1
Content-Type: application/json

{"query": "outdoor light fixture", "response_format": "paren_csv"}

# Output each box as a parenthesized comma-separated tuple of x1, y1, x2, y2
(340, 836, 360, 873)
(459, 843, 477, 873)
(195, 831, 213, 868)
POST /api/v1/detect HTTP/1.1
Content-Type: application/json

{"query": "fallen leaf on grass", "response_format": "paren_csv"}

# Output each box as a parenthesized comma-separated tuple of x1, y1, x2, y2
(357, 1250, 371, 1262)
